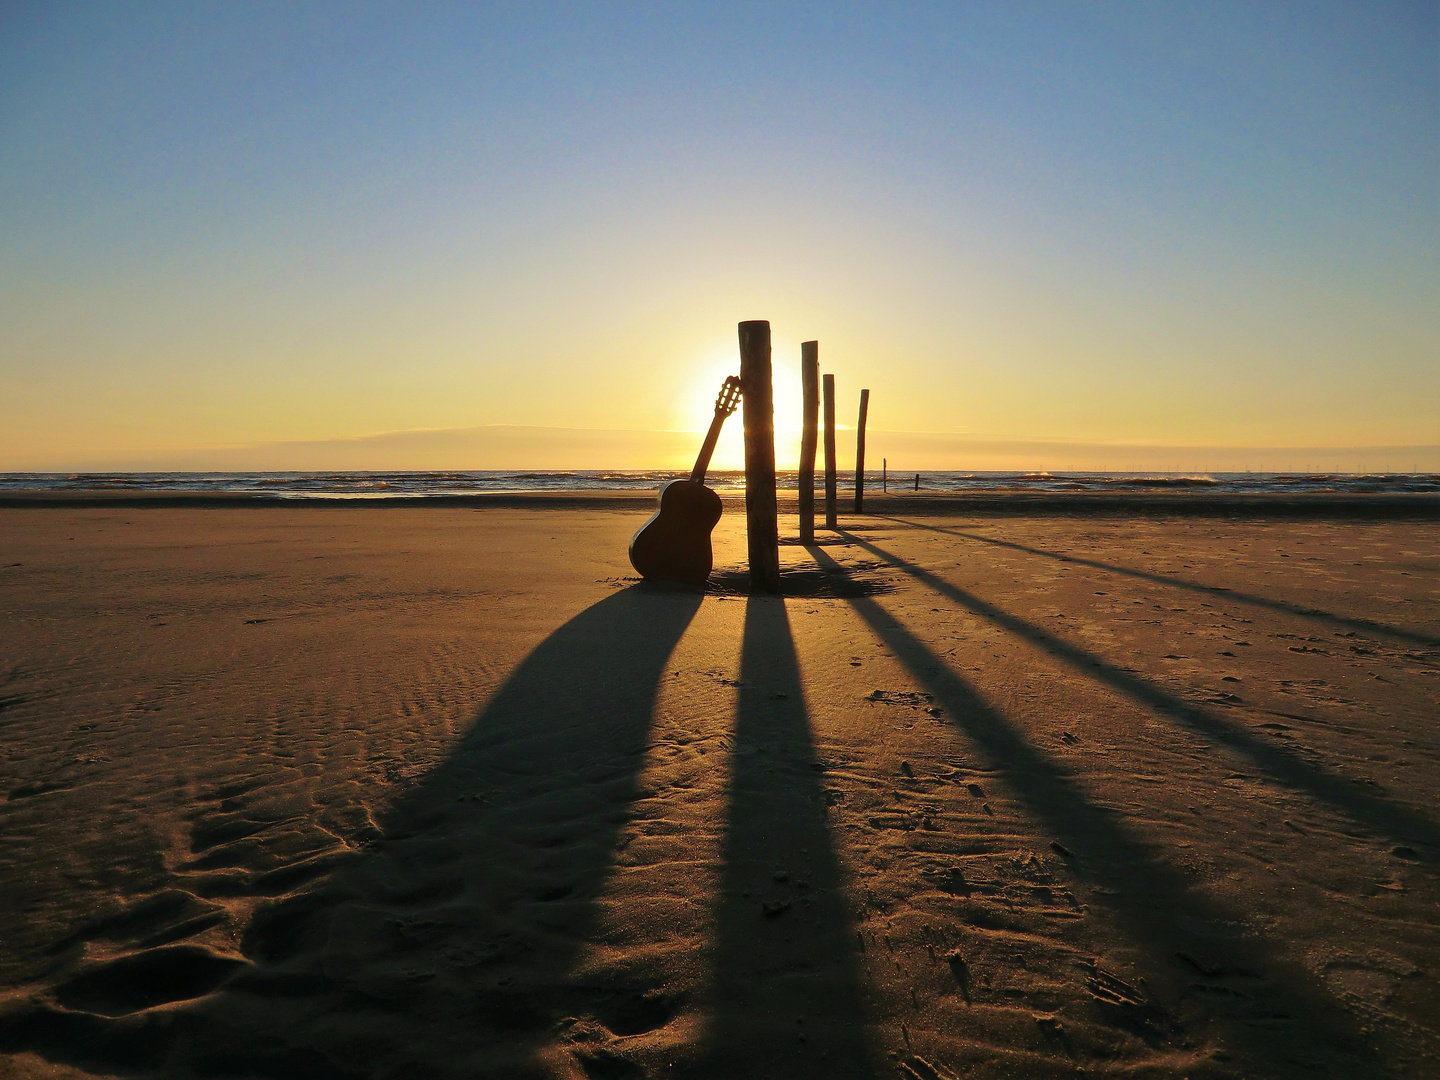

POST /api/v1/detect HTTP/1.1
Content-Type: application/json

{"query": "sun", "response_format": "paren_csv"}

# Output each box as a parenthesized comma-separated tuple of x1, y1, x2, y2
(679, 348, 806, 472)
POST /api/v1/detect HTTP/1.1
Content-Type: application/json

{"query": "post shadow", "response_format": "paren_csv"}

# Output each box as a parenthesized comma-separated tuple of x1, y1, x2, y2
(700, 595, 881, 1079)
(807, 545, 1386, 1078)
(3, 585, 703, 1078)
(841, 531, 1440, 853)
(877, 515, 1440, 648)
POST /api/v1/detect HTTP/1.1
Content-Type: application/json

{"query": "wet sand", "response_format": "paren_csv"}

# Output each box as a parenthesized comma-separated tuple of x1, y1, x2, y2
(0, 502, 1436, 1078)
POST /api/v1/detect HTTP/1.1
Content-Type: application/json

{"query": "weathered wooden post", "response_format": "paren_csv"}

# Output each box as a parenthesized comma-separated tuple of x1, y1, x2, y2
(798, 341, 819, 544)
(883, 457, 887, 493)
(854, 388, 870, 513)
(823, 374, 837, 528)
(739, 320, 780, 593)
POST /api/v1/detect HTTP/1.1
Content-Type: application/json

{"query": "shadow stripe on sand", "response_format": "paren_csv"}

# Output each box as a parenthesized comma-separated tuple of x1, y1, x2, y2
(841, 531, 1440, 854)
(810, 543, 1388, 1079)
(699, 595, 882, 1079)
(877, 515, 1440, 649)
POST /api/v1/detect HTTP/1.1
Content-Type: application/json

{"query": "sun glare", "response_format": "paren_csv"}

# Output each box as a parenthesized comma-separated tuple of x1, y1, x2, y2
(680, 342, 808, 472)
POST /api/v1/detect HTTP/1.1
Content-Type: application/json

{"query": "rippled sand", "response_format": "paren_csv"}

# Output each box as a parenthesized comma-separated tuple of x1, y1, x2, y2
(0, 503, 1435, 1078)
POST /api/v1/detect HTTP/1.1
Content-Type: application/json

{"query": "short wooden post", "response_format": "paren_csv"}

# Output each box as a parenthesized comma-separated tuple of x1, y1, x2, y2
(854, 388, 870, 513)
(739, 320, 780, 594)
(798, 341, 819, 544)
(914, 473, 920, 491)
(883, 457, 887, 493)
(823, 374, 837, 529)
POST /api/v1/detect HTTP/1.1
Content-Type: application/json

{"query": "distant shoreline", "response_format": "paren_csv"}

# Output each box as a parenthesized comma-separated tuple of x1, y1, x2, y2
(3, 488, 1436, 519)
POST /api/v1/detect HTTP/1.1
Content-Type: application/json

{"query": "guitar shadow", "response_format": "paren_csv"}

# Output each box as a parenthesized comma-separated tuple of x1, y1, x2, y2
(3, 585, 704, 1078)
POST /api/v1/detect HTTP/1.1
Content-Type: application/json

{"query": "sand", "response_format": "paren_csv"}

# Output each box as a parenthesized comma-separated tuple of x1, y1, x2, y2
(0, 500, 1436, 1079)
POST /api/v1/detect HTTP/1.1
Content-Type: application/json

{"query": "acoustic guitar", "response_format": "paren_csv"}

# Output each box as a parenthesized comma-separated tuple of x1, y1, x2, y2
(629, 375, 742, 585)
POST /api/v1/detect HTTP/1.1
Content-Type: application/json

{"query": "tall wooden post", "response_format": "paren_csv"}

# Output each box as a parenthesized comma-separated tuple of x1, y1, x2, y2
(739, 320, 780, 594)
(823, 374, 837, 528)
(798, 341, 819, 544)
(854, 388, 870, 513)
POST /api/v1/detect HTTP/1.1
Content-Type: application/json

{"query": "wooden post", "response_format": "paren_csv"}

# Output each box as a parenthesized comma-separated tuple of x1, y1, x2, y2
(854, 388, 870, 513)
(823, 374, 837, 529)
(798, 342, 819, 544)
(739, 320, 780, 594)
(883, 457, 887, 493)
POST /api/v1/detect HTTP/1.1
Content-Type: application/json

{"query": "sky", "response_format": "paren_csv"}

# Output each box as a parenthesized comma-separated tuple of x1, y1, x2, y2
(1, 1, 1436, 472)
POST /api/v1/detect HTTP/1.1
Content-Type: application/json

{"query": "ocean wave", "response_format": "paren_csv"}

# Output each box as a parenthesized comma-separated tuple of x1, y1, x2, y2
(1105, 475, 1221, 488)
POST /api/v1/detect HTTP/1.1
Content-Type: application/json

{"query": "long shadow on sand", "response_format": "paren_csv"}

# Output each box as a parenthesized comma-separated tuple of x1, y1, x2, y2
(698, 596, 881, 1079)
(809, 545, 1387, 1078)
(842, 532, 1440, 854)
(1, 585, 702, 1079)
(878, 515, 1440, 648)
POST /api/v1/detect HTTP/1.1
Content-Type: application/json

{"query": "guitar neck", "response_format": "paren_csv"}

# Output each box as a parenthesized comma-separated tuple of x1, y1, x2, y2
(689, 409, 729, 483)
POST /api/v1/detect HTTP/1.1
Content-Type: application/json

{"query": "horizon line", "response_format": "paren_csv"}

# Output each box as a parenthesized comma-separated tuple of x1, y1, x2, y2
(7, 424, 1437, 475)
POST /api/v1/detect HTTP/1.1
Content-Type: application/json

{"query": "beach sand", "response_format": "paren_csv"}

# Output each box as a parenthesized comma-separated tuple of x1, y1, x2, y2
(0, 501, 1436, 1078)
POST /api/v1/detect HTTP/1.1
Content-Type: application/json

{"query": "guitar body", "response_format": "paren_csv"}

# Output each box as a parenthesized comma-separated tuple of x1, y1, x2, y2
(629, 479, 724, 586)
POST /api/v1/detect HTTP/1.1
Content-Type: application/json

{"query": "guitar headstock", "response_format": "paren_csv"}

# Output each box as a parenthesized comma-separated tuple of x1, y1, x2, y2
(714, 375, 742, 418)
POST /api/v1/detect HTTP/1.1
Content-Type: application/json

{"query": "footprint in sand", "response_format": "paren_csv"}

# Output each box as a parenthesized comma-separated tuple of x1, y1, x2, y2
(53, 945, 246, 1016)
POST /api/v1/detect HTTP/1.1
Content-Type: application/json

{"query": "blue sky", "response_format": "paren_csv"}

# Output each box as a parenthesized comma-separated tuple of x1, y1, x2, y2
(2, 2, 1435, 469)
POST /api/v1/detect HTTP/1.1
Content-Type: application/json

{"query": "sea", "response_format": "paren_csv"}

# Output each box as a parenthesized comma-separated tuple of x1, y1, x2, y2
(2, 471, 1436, 498)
